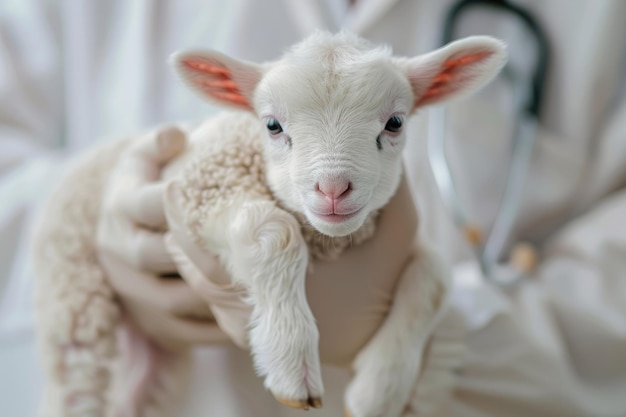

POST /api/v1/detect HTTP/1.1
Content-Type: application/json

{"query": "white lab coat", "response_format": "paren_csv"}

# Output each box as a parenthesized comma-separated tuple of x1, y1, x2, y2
(1, 0, 625, 416)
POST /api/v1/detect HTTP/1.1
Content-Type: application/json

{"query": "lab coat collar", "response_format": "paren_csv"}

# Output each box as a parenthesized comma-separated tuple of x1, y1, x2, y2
(346, 0, 404, 34)
(283, 0, 403, 36)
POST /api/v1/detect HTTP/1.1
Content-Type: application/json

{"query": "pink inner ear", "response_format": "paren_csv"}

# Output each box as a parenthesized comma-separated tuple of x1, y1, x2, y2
(415, 50, 493, 107)
(182, 59, 251, 109)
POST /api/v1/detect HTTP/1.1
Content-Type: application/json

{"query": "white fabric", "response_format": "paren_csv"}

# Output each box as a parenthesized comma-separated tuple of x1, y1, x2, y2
(1, 0, 626, 416)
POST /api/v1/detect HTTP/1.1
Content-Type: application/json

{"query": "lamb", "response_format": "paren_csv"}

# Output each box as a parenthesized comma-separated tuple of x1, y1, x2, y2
(32, 31, 506, 417)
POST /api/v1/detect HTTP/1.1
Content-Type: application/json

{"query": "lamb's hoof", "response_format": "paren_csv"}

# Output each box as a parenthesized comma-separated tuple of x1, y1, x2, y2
(275, 397, 309, 410)
(275, 396, 323, 410)
(309, 397, 323, 409)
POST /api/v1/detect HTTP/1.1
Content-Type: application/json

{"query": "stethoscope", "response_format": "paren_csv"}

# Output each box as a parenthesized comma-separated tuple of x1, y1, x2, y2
(429, 0, 550, 285)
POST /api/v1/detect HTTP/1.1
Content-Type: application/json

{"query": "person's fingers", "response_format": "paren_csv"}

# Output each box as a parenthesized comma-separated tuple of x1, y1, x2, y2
(158, 316, 230, 346)
(141, 276, 210, 316)
(101, 221, 177, 273)
(132, 227, 177, 273)
(128, 182, 169, 229)
(165, 234, 251, 348)
(123, 301, 231, 348)
(101, 251, 209, 316)
(165, 234, 234, 294)
(126, 125, 186, 165)
(114, 127, 186, 229)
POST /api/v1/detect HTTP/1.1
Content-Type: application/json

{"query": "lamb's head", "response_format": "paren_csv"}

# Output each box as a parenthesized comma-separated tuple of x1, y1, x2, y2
(173, 32, 506, 237)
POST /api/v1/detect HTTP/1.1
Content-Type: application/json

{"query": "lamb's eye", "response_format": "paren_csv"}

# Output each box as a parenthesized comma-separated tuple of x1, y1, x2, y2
(384, 115, 404, 133)
(266, 118, 283, 135)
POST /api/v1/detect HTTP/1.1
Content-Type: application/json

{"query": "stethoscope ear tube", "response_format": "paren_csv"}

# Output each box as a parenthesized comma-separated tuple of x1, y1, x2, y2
(442, 0, 549, 118)
(431, 0, 550, 284)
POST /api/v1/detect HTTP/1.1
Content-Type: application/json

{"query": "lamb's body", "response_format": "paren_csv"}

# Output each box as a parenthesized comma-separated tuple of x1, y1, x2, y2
(33, 112, 381, 416)
(33, 31, 506, 417)
(34, 139, 127, 416)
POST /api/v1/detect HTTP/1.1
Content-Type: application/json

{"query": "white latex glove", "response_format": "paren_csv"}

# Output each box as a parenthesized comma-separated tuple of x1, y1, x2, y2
(163, 173, 421, 367)
(96, 126, 231, 349)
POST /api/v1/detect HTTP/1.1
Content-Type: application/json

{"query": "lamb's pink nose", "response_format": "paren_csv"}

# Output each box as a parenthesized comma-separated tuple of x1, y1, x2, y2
(315, 180, 352, 200)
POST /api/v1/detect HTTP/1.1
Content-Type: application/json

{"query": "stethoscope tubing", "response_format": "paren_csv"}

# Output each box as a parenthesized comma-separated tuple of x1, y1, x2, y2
(430, 0, 550, 284)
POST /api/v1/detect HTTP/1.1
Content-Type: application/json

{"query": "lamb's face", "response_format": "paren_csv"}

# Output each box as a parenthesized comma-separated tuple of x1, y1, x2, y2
(174, 31, 507, 238)
(254, 58, 411, 237)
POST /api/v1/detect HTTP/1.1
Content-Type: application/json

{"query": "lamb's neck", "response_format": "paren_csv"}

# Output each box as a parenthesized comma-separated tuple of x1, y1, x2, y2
(287, 209, 379, 261)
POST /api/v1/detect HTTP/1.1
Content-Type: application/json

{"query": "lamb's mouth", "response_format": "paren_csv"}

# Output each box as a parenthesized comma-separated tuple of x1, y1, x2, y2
(310, 207, 363, 224)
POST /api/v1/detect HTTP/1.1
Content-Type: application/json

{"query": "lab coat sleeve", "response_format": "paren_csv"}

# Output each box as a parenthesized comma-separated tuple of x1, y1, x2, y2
(435, 184, 626, 417)
(0, 1, 67, 334)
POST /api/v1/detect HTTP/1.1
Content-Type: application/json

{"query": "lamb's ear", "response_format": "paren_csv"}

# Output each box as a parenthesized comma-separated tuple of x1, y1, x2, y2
(171, 50, 262, 111)
(400, 36, 507, 110)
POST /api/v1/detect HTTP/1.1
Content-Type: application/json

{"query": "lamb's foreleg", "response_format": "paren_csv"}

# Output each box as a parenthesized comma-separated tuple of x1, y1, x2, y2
(344, 242, 449, 417)
(223, 200, 324, 409)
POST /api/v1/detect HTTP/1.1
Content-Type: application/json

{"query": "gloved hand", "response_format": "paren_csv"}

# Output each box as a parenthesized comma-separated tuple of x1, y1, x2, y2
(164, 171, 419, 366)
(97, 126, 231, 349)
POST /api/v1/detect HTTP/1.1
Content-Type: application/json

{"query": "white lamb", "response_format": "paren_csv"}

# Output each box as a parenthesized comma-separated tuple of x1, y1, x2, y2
(32, 31, 506, 417)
